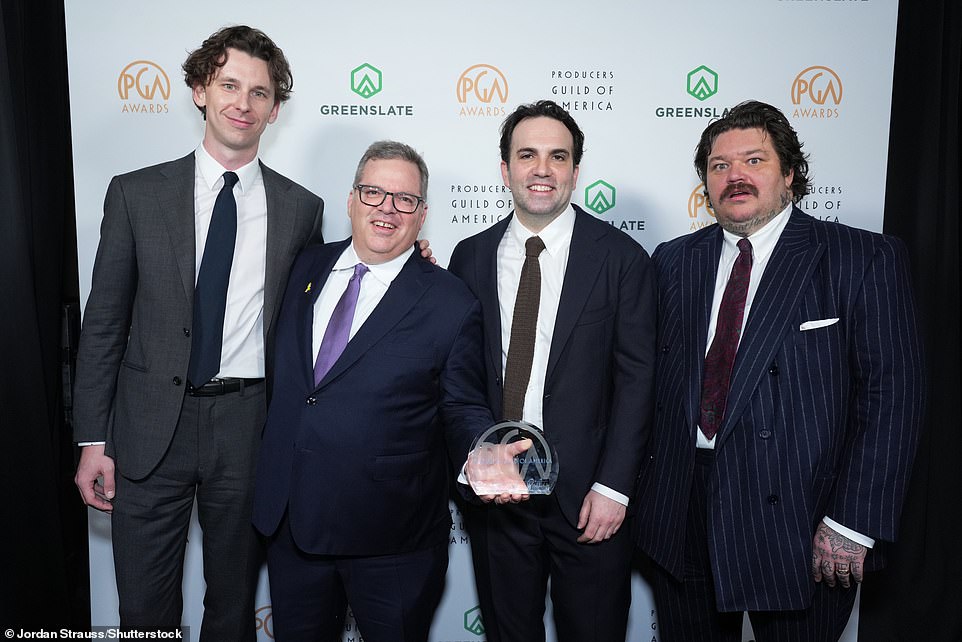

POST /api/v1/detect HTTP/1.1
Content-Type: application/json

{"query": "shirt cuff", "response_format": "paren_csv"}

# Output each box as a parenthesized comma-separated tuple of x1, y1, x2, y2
(824, 516, 875, 548)
(591, 483, 629, 507)
(77, 441, 106, 447)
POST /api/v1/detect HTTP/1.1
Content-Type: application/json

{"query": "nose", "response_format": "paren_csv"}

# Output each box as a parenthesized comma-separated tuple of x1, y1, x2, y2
(234, 90, 250, 112)
(727, 161, 747, 182)
(377, 192, 399, 214)
(534, 156, 551, 177)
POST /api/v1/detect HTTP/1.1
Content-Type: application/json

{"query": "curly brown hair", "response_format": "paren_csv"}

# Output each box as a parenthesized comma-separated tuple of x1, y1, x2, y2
(182, 25, 293, 116)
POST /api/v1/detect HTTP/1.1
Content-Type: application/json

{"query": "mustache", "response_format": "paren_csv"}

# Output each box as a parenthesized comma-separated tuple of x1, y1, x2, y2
(721, 182, 758, 200)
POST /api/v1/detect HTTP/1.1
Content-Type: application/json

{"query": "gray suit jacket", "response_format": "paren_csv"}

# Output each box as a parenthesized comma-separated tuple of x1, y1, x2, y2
(73, 152, 324, 479)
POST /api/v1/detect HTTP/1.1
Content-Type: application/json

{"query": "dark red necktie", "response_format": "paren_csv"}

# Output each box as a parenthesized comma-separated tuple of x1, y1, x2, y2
(699, 238, 753, 440)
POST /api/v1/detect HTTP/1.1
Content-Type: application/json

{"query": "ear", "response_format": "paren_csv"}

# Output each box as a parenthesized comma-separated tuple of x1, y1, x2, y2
(192, 83, 206, 110)
(267, 99, 280, 124)
(500, 160, 510, 187)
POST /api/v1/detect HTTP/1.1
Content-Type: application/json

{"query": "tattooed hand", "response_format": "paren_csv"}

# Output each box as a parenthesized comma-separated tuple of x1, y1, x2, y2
(812, 520, 867, 589)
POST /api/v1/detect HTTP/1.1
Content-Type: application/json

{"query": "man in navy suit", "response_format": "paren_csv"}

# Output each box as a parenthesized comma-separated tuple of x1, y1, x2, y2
(634, 100, 924, 641)
(252, 141, 491, 641)
(449, 100, 657, 642)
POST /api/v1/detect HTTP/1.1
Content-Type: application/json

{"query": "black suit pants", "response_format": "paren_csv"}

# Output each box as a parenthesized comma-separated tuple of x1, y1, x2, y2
(466, 494, 632, 642)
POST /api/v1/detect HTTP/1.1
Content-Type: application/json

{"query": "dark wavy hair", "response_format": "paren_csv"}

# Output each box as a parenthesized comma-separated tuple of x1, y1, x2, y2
(499, 100, 585, 166)
(182, 25, 293, 116)
(694, 100, 810, 203)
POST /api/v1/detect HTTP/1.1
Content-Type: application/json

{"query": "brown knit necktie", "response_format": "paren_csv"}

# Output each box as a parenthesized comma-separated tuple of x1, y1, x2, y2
(502, 236, 546, 421)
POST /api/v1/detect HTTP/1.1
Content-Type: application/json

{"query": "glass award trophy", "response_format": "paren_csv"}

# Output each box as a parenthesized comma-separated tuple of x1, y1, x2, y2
(467, 420, 559, 495)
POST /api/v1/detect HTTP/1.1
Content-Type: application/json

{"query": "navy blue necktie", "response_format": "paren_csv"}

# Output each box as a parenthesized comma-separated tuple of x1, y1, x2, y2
(188, 171, 239, 386)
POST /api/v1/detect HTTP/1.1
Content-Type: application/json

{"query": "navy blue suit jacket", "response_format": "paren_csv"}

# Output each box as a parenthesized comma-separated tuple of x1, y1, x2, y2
(634, 207, 924, 611)
(449, 206, 657, 525)
(252, 239, 492, 556)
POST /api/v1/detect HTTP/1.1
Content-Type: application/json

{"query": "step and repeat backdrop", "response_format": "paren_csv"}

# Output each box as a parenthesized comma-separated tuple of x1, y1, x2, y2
(65, 1, 898, 640)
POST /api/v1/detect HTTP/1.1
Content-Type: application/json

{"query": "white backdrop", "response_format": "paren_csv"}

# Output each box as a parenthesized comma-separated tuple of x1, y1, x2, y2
(65, 1, 898, 639)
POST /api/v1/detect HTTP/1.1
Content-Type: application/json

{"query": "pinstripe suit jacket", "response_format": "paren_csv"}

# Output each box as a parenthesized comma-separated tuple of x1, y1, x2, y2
(634, 207, 924, 611)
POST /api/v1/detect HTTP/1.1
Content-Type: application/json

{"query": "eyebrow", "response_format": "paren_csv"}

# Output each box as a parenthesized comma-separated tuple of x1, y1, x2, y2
(709, 147, 768, 162)
(515, 147, 570, 156)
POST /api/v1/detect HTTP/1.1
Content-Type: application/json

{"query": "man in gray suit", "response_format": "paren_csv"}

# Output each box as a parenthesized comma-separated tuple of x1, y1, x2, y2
(72, 26, 323, 639)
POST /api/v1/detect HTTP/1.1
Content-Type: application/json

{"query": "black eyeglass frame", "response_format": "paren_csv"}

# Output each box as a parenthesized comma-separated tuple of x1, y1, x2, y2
(354, 184, 425, 214)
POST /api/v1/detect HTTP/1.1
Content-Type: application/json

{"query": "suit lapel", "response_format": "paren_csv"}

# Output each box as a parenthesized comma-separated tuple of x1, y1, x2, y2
(157, 153, 198, 305)
(263, 164, 299, 343)
(477, 217, 511, 386)
(717, 208, 823, 445)
(297, 241, 348, 389)
(682, 226, 723, 432)
(315, 251, 434, 389)
(545, 208, 607, 384)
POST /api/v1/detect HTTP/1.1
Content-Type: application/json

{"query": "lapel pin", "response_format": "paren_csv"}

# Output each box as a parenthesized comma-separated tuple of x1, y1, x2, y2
(305, 282, 312, 293)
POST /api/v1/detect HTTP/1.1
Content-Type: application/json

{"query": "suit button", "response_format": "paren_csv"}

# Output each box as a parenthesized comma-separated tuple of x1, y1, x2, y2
(543, 393, 551, 400)
(657, 402, 664, 411)
(661, 344, 670, 353)
(306, 396, 317, 405)
(767, 494, 779, 505)
(758, 429, 772, 439)
(769, 363, 779, 376)
(183, 328, 191, 337)
(172, 376, 182, 386)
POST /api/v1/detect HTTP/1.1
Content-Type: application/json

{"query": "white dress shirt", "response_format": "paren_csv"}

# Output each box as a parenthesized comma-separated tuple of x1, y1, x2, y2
(699, 204, 873, 547)
(311, 244, 413, 361)
(194, 144, 268, 378)
(497, 207, 628, 506)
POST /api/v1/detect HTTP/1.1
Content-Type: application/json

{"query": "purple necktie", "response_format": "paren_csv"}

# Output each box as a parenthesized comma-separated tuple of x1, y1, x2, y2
(313, 263, 369, 386)
(699, 238, 753, 440)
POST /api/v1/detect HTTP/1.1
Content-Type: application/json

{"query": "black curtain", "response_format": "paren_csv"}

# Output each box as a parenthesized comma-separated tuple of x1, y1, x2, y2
(1, 1, 958, 639)
(0, 0, 87, 630)
(859, 2, 962, 641)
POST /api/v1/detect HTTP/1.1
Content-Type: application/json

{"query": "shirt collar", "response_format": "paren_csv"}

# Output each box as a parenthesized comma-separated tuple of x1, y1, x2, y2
(508, 204, 576, 257)
(721, 202, 793, 262)
(337, 242, 414, 288)
(195, 143, 261, 194)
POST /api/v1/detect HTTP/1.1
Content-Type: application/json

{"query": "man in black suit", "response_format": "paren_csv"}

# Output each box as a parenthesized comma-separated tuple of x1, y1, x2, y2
(449, 100, 657, 642)
(634, 100, 924, 642)
(73, 26, 324, 639)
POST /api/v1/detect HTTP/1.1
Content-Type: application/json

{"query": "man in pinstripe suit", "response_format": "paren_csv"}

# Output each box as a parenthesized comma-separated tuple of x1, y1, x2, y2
(634, 100, 924, 642)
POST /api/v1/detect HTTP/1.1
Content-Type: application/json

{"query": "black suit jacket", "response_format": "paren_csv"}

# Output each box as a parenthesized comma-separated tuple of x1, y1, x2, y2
(449, 205, 657, 524)
(634, 208, 924, 611)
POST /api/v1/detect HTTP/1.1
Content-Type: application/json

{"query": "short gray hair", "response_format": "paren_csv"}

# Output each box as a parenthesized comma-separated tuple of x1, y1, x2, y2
(353, 140, 429, 199)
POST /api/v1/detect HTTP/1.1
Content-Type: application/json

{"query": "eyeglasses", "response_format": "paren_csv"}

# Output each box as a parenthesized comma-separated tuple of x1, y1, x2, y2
(354, 184, 424, 214)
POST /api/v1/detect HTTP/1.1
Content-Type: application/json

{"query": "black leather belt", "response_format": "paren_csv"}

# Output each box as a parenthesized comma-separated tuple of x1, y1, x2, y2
(186, 377, 264, 396)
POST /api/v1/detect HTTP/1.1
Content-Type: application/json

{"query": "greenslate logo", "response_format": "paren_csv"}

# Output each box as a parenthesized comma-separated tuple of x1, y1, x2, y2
(464, 605, 484, 636)
(585, 180, 616, 215)
(351, 63, 382, 99)
(687, 65, 718, 101)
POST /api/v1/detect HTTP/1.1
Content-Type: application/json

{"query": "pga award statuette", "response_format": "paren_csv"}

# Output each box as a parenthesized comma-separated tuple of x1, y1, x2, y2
(467, 421, 559, 495)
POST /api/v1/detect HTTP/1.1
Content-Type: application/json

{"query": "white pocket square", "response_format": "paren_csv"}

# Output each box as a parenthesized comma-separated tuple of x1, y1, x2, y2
(799, 318, 839, 331)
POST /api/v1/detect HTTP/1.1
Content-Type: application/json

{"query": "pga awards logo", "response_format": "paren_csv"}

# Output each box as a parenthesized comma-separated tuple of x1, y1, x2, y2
(117, 60, 170, 114)
(790, 65, 843, 119)
(688, 183, 716, 231)
(457, 64, 508, 117)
